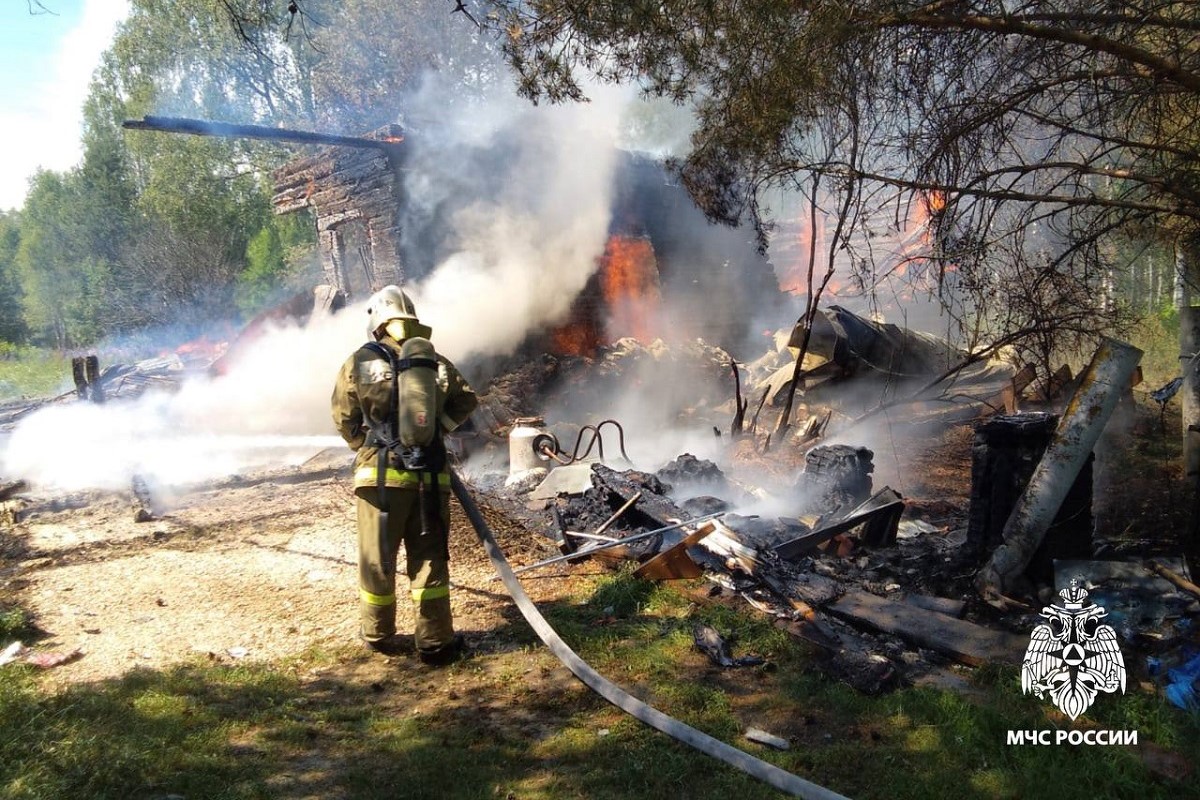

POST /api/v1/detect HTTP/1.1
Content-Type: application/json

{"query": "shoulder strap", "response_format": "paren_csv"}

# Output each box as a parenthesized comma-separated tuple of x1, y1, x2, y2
(361, 341, 396, 364)
(361, 342, 399, 443)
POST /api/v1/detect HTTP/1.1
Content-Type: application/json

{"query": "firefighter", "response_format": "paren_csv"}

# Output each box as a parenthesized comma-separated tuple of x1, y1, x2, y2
(331, 286, 478, 664)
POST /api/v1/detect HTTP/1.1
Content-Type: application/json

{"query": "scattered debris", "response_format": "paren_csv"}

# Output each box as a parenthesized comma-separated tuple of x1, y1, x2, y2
(828, 590, 1025, 668)
(744, 727, 790, 750)
(774, 488, 905, 560)
(1165, 653, 1200, 710)
(0, 640, 25, 667)
(1151, 376, 1184, 407)
(131, 475, 157, 522)
(968, 413, 1092, 583)
(0, 480, 27, 502)
(903, 594, 966, 619)
(633, 521, 714, 580)
(1, 498, 25, 526)
(1150, 560, 1200, 603)
(23, 647, 84, 669)
(978, 339, 1143, 600)
(692, 624, 766, 668)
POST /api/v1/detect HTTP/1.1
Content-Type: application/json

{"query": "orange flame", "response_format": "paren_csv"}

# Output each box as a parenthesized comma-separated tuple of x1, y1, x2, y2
(600, 235, 662, 342)
(547, 234, 664, 356)
(774, 214, 828, 296)
(551, 317, 603, 357)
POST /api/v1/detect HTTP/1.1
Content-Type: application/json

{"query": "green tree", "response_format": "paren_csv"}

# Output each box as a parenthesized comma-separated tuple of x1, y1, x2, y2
(236, 209, 317, 314)
(16, 171, 104, 347)
(489, 0, 1200, 382)
(0, 212, 27, 343)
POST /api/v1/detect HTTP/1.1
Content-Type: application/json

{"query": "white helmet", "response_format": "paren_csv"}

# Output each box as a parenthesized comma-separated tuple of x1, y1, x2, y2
(365, 285, 418, 336)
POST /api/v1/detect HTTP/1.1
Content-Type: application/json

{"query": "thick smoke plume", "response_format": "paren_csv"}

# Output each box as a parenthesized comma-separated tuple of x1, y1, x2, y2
(0, 77, 651, 491)
(397, 76, 633, 361)
(1, 307, 361, 491)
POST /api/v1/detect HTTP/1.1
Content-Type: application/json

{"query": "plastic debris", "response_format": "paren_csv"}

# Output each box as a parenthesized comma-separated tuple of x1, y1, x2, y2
(896, 519, 940, 540)
(693, 624, 766, 668)
(1165, 652, 1200, 710)
(0, 641, 26, 667)
(1150, 376, 1184, 406)
(24, 648, 83, 669)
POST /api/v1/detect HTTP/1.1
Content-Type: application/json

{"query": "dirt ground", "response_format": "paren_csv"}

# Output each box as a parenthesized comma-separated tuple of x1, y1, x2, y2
(1, 447, 567, 686)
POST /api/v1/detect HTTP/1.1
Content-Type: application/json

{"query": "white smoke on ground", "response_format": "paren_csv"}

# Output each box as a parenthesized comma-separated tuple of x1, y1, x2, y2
(0, 305, 365, 491)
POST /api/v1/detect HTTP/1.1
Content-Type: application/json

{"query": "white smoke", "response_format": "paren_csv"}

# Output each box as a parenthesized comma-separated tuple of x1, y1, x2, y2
(0, 77, 655, 491)
(0, 306, 364, 491)
(398, 77, 634, 361)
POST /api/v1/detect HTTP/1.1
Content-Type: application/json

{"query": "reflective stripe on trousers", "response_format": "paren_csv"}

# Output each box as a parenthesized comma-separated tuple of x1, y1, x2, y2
(353, 467, 451, 490)
(356, 487, 454, 650)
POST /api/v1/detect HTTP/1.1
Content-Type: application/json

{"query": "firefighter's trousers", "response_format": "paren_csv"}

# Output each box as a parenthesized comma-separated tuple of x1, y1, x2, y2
(355, 485, 453, 652)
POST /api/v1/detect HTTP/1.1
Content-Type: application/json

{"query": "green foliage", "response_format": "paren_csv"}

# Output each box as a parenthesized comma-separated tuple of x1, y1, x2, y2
(236, 210, 317, 315)
(15, 171, 101, 347)
(0, 604, 31, 641)
(1136, 307, 1183, 388)
(0, 212, 26, 344)
(0, 573, 1198, 800)
(0, 346, 71, 400)
(2, 1, 506, 346)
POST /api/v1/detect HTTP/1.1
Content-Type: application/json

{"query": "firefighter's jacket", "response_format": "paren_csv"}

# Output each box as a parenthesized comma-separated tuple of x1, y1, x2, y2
(331, 333, 478, 491)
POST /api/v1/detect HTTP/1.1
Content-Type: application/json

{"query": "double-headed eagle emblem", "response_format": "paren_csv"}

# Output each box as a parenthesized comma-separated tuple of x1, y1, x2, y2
(1021, 580, 1126, 720)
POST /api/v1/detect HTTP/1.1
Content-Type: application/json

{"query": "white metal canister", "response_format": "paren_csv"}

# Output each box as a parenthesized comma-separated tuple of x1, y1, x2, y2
(508, 417, 556, 476)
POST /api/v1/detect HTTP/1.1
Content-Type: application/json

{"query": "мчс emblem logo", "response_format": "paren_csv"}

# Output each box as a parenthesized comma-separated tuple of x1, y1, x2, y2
(1021, 580, 1126, 720)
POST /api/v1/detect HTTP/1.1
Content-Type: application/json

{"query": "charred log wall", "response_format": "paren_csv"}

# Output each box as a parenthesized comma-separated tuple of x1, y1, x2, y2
(271, 124, 406, 299)
(968, 413, 1093, 583)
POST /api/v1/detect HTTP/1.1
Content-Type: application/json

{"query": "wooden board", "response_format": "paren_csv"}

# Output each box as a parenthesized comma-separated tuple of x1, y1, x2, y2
(774, 488, 904, 560)
(903, 594, 966, 618)
(633, 522, 714, 580)
(829, 590, 1026, 667)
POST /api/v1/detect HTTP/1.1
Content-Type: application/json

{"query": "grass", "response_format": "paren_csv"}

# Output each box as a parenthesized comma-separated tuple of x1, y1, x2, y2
(0, 604, 32, 642)
(0, 571, 1198, 799)
(0, 345, 70, 402)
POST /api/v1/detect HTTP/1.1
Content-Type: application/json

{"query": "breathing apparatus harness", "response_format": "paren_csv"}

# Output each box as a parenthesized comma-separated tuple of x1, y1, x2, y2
(361, 339, 448, 575)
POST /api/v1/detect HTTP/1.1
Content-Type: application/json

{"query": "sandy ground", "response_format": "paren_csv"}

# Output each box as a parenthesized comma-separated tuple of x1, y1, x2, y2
(2, 448, 564, 685)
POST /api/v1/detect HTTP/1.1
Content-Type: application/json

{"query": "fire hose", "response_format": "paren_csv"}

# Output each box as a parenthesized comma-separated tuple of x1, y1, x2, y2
(450, 470, 851, 800)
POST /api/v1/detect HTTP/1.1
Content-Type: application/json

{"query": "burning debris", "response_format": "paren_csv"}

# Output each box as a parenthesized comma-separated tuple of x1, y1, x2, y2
(457, 319, 1199, 700)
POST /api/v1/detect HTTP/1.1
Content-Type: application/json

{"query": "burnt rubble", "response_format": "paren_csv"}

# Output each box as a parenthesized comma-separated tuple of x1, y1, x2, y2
(500, 446, 1004, 694)
(478, 344, 1200, 702)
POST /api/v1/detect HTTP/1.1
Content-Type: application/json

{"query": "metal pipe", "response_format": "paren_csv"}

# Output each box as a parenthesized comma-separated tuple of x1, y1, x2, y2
(564, 530, 621, 544)
(594, 490, 642, 535)
(503, 512, 726, 578)
(977, 338, 1142, 601)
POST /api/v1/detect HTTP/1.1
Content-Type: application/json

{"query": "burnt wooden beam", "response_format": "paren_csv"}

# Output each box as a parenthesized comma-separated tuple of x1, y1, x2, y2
(123, 116, 405, 152)
(774, 488, 904, 560)
(829, 590, 1025, 667)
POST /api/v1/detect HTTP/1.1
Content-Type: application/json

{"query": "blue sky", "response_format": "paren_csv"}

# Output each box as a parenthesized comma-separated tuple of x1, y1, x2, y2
(0, 0, 129, 211)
